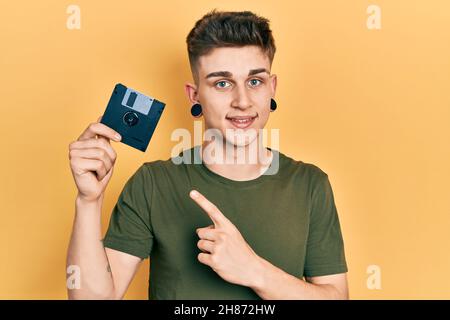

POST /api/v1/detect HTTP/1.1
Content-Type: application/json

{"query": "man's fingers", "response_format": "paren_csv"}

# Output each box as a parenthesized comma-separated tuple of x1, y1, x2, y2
(69, 147, 114, 171)
(73, 158, 109, 181)
(69, 138, 117, 163)
(197, 227, 220, 241)
(190, 190, 228, 227)
(198, 252, 213, 266)
(78, 118, 121, 142)
(197, 239, 215, 253)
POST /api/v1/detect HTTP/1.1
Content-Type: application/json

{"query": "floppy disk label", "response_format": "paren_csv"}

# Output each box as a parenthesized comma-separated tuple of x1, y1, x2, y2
(121, 88, 154, 116)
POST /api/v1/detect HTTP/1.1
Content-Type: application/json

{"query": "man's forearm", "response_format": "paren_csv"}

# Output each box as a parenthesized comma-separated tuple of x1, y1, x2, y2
(249, 257, 347, 300)
(66, 196, 116, 299)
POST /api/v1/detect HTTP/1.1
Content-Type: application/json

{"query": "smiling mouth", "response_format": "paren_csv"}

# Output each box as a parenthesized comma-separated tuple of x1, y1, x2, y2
(226, 115, 257, 129)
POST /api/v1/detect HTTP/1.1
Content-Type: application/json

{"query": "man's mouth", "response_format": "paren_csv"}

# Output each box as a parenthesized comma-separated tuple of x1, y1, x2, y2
(226, 115, 257, 129)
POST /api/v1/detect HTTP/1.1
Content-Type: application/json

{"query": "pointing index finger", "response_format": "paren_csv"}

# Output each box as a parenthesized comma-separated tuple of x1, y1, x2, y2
(190, 190, 228, 227)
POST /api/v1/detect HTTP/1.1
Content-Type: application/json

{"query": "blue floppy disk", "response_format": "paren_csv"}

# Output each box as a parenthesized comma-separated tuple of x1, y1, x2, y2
(100, 83, 165, 152)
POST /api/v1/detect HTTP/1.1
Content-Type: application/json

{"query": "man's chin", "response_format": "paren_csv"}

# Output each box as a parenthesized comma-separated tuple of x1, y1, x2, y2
(203, 126, 262, 148)
(224, 131, 259, 148)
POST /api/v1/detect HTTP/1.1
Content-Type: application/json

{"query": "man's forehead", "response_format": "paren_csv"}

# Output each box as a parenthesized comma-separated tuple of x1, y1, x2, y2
(197, 46, 270, 78)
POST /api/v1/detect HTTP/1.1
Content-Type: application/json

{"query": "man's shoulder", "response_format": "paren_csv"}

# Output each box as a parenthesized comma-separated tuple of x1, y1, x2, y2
(141, 148, 194, 176)
(278, 151, 328, 180)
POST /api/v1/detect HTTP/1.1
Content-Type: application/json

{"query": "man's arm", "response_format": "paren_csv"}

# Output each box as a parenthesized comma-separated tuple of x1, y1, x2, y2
(249, 256, 348, 300)
(66, 196, 142, 299)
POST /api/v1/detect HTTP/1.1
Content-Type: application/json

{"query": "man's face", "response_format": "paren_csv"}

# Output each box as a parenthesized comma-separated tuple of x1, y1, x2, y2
(186, 45, 277, 148)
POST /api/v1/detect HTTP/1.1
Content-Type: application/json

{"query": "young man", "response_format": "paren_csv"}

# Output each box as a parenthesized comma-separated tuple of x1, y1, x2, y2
(67, 9, 348, 300)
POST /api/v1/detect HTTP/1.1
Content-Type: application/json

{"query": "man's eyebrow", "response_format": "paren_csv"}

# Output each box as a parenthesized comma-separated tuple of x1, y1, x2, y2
(205, 68, 269, 79)
(205, 71, 232, 79)
(248, 68, 270, 76)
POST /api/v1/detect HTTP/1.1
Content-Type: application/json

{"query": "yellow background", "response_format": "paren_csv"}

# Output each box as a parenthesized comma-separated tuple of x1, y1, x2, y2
(1, 0, 449, 299)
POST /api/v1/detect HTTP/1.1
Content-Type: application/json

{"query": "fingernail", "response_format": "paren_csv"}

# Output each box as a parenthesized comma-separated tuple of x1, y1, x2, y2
(191, 190, 199, 198)
(114, 134, 121, 141)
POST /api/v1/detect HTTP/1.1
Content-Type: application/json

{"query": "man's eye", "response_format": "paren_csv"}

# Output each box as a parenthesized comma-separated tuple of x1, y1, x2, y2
(249, 79, 262, 87)
(215, 81, 230, 88)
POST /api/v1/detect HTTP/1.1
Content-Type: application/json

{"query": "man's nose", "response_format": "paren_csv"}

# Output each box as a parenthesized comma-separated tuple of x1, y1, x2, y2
(232, 85, 252, 109)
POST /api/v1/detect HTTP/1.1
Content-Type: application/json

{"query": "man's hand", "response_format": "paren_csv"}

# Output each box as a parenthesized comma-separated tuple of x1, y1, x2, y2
(189, 190, 263, 288)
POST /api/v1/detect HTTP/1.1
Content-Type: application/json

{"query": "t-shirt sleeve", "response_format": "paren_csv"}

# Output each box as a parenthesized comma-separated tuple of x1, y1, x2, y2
(303, 170, 348, 277)
(102, 164, 154, 260)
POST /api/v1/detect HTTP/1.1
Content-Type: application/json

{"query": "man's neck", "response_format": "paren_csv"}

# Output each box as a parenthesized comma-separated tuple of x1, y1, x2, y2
(200, 139, 273, 182)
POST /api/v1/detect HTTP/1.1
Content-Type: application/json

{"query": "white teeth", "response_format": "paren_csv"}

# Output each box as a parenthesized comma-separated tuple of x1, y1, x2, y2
(229, 117, 253, 123)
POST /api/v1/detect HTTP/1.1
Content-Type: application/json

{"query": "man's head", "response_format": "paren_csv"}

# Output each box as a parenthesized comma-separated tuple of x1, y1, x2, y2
(185, 9, 277, 148)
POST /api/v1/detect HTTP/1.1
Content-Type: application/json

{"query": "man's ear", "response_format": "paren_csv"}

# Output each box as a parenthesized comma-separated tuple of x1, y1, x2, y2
(185, 82, 199, 104)
(270, 73, 277, 97)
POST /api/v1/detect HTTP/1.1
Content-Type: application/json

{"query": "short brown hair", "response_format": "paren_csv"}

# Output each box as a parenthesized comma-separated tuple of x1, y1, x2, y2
(186, 9, 276, 83)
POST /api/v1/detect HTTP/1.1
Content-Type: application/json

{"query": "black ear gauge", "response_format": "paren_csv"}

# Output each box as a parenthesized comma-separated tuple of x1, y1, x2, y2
(270, 98, 277, 111)
(191, 103, 202, 117)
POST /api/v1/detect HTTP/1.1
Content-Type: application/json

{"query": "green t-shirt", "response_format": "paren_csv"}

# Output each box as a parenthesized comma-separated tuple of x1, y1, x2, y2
(103, 145, 348, 299)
